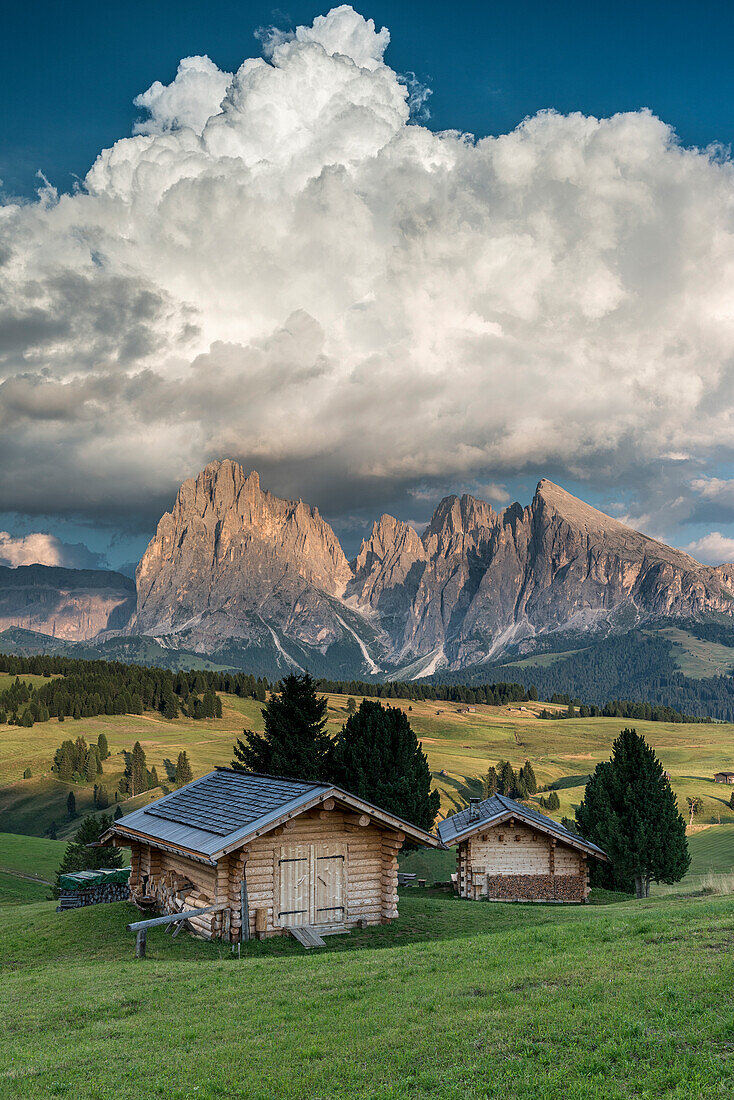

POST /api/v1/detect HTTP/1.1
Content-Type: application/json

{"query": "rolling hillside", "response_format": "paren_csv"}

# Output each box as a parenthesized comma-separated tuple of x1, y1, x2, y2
(2, 685, 734, 847)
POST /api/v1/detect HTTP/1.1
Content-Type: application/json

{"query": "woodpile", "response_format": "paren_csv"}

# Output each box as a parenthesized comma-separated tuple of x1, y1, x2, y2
(485, 873, 585, 902)
(57, 881, 130, 910)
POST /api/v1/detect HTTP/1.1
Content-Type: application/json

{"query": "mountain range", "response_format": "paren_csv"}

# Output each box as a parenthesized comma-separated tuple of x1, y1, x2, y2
(3, 459, 732, 690)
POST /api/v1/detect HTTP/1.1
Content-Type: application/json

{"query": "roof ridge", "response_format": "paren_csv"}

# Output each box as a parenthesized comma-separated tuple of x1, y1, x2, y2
(213, 766, 326, 789)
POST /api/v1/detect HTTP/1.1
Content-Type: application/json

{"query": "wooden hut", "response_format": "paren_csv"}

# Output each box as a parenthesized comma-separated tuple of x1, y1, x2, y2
(102, 768, 440, 941)
(714, 771, 734, 784)
(437, 794, 608, 903)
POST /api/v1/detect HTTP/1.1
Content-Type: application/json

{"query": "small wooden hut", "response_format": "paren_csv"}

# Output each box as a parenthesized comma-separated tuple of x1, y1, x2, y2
(714, 771, 734, 784)
(437, 794, 608, 903)
(103, 768, 440, 940)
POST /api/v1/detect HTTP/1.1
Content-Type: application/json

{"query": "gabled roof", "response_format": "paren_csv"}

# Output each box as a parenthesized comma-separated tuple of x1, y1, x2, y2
(436, 793, 608, 860)
(104, 768, 442, 861)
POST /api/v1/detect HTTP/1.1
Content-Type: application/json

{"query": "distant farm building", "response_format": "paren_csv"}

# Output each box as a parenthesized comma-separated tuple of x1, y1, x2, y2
(714, 771, 734, 784)
(103, 769, 439, 941)
(437, 794, 608, 903)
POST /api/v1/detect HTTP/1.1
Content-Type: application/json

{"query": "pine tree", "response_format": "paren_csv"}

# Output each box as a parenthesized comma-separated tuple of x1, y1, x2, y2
(347, 697, 357, 715)
(576, 728, 690, 898)
(498, 760, 516, 797)
(53, 813, 122, 895)
(231, 673, 332, 780)
(521, 760, 537, 794)
(97, 733, 109, 760)
(730, 792, 734, 811)
(48, 820, 58, 839)
(96, 785, 110, 810)
(148, 765, 159, 790)
(85, 746, 100, 783)
(66, 791, 76, 818)
(546, 790, 560, 811)
(130, 741, 147, 796)
(175, 751, 193, 787)
(114, 806, 123, 821)
(329, 700, 440, 831)
(483, 765, 498, 798)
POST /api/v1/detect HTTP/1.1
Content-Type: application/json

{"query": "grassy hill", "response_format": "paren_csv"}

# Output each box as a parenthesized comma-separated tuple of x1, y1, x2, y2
(1, 890, 733, 1098)
(2, 689, 734, 840)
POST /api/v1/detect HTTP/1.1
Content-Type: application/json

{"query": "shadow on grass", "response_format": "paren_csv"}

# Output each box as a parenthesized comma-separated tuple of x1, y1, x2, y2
(548, 774, 590, 791)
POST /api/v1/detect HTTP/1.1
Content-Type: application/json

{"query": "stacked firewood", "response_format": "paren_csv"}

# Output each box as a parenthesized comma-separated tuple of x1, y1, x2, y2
(57, 881, 130, 910)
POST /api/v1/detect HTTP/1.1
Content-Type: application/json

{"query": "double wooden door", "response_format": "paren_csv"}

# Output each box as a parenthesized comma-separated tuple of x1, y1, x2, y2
(276, 842, 347, 927)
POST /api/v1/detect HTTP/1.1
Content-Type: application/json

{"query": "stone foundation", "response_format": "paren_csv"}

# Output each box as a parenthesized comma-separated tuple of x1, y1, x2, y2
(485, 873, 585, 903)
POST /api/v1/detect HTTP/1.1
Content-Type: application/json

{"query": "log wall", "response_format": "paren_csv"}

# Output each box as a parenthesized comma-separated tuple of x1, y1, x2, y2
(457, 820, 588, 903)
(123, 806, 406, 940)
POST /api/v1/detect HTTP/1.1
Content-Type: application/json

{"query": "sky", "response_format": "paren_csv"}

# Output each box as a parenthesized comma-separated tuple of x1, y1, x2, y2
(1, 1, 734, 570)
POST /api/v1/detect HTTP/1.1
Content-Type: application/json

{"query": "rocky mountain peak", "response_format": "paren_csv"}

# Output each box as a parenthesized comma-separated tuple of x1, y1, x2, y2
(125, 461, 734, 678)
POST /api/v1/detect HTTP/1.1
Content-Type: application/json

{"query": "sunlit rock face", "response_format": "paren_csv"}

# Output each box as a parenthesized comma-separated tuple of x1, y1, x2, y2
(127, 461, 734, 676)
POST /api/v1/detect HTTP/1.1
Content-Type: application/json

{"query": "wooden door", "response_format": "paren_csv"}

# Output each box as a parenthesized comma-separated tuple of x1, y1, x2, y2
(275, 842, 348, 927)
(276, 845, 311, 927)
(313, 843, 346, 925)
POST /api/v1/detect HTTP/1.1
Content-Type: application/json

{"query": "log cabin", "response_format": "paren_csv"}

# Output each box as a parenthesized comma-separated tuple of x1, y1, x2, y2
(102, 767, 441, 940)
(437, 794, 608, 903)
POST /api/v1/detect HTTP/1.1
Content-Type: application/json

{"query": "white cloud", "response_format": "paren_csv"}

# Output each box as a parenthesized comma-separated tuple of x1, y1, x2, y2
(685, 532, 734, 566)
(691, 477, 734, 508)
(0, 532, 105, 569)
(1, 5, 734, 527)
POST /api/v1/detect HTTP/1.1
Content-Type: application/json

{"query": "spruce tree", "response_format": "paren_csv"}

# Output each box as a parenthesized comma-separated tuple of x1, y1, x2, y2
(575, 728, 689, 898)
(483, 765, 498, 798)
(231, 673, 331, 780)
(498, 760, 516, 797)
(329, 700, 440, 831)
(66, 791, 76, 818)
(546, 790, 561, 811)
(521, 760, 537, 794)
(97, 733, 109, 760)
(175, 751, 193, 787)
(130, 741, 147, 796)
(85, 746, 100, 783)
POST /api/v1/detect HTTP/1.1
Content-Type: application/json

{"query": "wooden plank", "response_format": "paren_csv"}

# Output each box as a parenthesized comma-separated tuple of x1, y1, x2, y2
(289, 925, 326, 949)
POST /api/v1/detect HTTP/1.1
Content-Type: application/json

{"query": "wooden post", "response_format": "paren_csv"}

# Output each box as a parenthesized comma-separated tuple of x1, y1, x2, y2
(135, 929, 146, 958)
(240, 876, 250, 942)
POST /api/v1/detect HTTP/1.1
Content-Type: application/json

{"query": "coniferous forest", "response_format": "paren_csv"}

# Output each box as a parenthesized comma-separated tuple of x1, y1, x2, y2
(0, 646, 715, 726)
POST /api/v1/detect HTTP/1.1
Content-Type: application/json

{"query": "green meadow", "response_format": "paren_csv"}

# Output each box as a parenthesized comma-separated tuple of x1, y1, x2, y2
(1, 890, 733, 1099)
(2, 689, 733, 843)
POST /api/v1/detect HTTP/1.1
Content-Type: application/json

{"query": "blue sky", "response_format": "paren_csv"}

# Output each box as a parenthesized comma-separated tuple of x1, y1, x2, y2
(3, 1, 733, 200)
(1, 3, 734, 569)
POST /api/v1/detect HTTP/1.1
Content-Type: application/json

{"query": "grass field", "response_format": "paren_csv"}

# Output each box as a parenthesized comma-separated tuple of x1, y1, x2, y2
(3, 689, 734, 844)
(1, 890, 733, 1098)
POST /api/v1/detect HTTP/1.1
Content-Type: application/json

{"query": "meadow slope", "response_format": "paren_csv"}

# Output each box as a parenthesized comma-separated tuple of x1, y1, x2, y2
(2, 689, 734, 840)
(1, 891, 733, 1099)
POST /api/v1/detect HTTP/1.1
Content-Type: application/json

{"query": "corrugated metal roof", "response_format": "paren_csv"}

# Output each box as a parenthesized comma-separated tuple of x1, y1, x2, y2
(436, 793, 606, 858)
(114, 770, 330, 859)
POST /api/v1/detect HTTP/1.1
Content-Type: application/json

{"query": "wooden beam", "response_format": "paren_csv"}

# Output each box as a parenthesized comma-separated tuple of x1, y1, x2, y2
(322, 797, 335, 811)
(135, 929, 146, 958)
(126, 903, 227, 932)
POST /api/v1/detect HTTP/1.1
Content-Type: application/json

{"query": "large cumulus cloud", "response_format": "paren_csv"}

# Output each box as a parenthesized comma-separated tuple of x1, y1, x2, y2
(0, 531, 106, 569)
(1, 4, 734, 539)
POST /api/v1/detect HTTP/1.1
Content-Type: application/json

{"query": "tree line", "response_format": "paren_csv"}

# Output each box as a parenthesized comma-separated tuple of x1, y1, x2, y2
(0, 657, 230, 727)
(427, 633, 733, 721)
